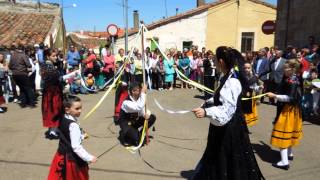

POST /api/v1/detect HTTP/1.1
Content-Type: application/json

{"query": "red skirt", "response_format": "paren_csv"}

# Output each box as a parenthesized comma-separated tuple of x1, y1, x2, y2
(42, 86, 63, 128)
(114, 87, 128, 118)
(48, 152, 89, 180)
(0, 96, 5, 105)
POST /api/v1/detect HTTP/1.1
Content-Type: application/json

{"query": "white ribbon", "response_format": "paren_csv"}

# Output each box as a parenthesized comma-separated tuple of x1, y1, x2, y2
(154, 98, 191, 114)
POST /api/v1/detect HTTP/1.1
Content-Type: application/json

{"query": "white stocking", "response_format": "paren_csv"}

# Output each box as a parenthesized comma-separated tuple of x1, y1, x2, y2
(288, 147, 293, 157)
(277, 148, 289, 166)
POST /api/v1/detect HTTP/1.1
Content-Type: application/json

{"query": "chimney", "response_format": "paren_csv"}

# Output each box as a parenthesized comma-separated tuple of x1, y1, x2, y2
(197, 0, 206, 7)
(133, 10, 139, 29)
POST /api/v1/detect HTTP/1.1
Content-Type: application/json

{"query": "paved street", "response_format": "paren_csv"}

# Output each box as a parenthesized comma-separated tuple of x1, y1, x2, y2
(0, 89, 320, 180)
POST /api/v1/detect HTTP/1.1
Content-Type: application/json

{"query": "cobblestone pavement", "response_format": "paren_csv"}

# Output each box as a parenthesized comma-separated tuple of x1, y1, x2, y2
(0, 89, 319, 180)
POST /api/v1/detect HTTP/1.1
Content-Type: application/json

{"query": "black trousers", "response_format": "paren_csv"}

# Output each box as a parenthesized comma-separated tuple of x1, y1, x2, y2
(13, 74, 35, 106)
(134, 74, 143, 85)
(151, 72, 159, 89)
(203, 76, 215, 100)
(123, 114, 156, 146)
(104, 70, 114, 82)
(29, 72, 36, 93)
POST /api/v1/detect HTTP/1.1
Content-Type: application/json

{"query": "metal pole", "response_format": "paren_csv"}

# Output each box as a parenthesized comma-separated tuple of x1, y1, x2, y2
(164, 0, 168, 18)
(125, 0, 128, 55)
(60, 0, 65, 54)
(112, 36, 115, 55)
(38, 0, 41, 12)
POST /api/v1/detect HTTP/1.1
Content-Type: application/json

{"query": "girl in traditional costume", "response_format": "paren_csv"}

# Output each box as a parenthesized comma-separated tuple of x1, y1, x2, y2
(41, 50, 64, 139)
(242, 62, 263, 126)
(266, 59, 303, 170)
(192, 46, 264, 180)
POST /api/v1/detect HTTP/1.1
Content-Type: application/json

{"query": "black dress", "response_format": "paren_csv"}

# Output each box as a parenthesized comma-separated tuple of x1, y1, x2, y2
(193, 72, 265, 180)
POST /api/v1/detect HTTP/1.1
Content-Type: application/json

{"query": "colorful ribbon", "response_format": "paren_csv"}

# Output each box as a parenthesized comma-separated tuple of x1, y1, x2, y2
(141, 24, 215, 94)
(83, 65, 125, 120)
(241, 93, 267, 100)
(154, 98, 191, 114)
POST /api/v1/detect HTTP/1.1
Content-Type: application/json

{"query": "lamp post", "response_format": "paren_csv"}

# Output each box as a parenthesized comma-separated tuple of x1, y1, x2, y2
(125, 0, 128, 55)
(60, 0, 76, 55)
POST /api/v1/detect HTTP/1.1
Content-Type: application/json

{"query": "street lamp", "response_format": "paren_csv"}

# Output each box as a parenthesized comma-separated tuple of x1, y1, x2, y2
(60, 0, 77, 54)
(63, 3, 77, 8)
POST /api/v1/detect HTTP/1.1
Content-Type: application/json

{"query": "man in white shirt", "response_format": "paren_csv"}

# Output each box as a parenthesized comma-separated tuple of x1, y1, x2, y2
(118, 82, 156, 146)
(268, 50, 286, 104)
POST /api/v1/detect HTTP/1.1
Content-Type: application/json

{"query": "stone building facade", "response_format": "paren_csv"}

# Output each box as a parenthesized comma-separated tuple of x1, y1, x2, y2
(275, 0, 320, 49)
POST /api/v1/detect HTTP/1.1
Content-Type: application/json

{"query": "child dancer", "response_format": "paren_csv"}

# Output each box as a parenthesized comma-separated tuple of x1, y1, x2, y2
(41, 50, 64, 139)
(266, 59, 303, 170)
(48, 95, 97, 180)
(41, 50, 79, 139)
(118, 82, 156, 146)
(242, 62, 263, 126)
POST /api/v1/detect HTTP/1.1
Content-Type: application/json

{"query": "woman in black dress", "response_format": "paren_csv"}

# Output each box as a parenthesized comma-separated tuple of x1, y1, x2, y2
(192, 46, 264, 180)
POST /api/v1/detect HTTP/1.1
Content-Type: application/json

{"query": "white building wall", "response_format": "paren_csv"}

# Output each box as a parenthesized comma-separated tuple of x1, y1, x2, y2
(114, 11, 208, 53)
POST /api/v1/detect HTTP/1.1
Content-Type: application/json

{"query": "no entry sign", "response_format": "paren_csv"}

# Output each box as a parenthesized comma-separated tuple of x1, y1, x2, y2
(262, 20, 276, 35)
(107, 24, 118, 36)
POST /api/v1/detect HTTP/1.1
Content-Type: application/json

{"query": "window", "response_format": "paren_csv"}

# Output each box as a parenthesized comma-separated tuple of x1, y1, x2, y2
(183, 41, 193, 51)
(241, 32, 254, 52)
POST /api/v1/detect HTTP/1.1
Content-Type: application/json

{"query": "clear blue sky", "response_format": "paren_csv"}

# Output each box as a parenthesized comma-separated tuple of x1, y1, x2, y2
(43, 0, 277, 32)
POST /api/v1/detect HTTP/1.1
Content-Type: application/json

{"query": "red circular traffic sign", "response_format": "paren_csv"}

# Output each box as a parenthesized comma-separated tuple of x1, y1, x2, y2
(262, 20, 276, 35)
(107, 24, 118, 36)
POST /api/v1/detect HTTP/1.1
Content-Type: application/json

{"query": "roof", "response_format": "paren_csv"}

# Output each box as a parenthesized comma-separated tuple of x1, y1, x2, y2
(75, 29, 125, 39)
(120, 0, 229, 38)
(120, 0, 276, 38)
(67, 33, 107, 49)
(0, 2, 60, 47)
(0, 12, 56, 46)
(249, 0, 276, 10)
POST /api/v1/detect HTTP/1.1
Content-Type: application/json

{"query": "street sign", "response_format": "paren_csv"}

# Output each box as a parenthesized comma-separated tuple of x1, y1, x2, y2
(107, 24, 118, 36)
(262, 20, 276, 35)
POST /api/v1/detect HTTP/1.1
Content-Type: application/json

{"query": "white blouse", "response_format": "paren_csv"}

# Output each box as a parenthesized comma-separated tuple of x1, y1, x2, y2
(276, 95, 291, 102)
(204, 74, 242, 126)
(65, 114, 94, 162)
(121, 93, 146, 117)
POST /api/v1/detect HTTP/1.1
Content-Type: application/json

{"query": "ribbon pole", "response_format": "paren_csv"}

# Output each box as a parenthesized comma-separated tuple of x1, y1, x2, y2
(141, 22, 149, 145)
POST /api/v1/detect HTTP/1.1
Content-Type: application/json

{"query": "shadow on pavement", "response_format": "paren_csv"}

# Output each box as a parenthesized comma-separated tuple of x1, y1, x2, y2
(0, 159, 181, 178)
(180, 170, 195, 180)
(303, 115, 320, 125)
(193, 95, 206, 100)
(252, 141, 279, 164)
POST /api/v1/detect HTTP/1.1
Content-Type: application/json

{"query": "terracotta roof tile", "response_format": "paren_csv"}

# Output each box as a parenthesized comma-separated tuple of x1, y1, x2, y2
(77, 28, 125, 38)
(68, 33, 106, 49)
(0, 11, 56, 47)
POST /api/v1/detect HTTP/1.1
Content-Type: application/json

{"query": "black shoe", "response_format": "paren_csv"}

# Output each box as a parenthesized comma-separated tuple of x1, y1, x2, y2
(288, 156, 294, 161)
(44, 130, 59, 140)
(113, 116, 120, 126)
(118, 130, 128, 146)
(272, 163, 290, 170)
(0, 108, 6, 113)
(28, 104, 37, 108)
(19, 103, 27, 108)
